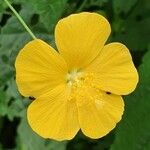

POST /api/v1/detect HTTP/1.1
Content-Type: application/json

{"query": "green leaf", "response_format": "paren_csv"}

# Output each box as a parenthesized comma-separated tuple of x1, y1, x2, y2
(112, 17, 150, 51)
(113, 0, 138, 14)
(0, 0, 15, 14)
(0, 78, 25, 120)
(110, 49, 150, 150)
(0, 3, 51, 58)
(5, 79, 25, 120)
(45, 140, 67, 150)
(0, 91, 8, 116)
(112, 0, 150, 51)
(27, 0, 68, 32)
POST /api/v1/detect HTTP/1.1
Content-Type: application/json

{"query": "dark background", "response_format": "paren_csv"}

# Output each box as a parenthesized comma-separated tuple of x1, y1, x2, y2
(0, 0, 150, 150)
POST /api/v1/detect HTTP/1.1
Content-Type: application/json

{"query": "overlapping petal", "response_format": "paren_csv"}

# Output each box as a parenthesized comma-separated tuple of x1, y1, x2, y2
(27, 84, 79, 140)
(55, 12, 111, 69)
(77, 89, 124, 138)
(15, 39, 68, 97)
(85, 43, 138, 95)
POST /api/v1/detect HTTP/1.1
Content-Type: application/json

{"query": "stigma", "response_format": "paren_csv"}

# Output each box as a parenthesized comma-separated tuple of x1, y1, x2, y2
(66, 69, 84, 86)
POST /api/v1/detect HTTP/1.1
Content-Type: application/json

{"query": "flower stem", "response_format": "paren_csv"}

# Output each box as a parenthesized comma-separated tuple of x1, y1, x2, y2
(4, 0, 37, 40)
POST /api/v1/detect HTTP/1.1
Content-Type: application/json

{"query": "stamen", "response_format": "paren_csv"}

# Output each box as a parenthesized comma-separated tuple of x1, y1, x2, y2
(67, 70, 111, 107)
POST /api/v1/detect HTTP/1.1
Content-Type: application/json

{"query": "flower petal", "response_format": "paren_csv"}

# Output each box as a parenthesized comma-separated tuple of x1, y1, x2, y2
(85, 42, 139, 95)
(55, 12, 111, 69)
(27, 84, 79, 141)
(77, 89, 124, 139)
(15, 39, 68, 97)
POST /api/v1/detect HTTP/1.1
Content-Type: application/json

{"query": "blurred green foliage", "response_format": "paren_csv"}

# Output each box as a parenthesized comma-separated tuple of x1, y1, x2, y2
(0, 0, 150, 150)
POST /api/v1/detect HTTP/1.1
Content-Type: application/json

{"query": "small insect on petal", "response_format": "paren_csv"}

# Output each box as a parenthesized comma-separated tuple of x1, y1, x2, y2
(29, 96, 36, 100)
(106, 92, 111, 95)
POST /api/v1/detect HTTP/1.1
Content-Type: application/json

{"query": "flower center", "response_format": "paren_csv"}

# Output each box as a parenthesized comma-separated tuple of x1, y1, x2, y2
(66, 69, 111, 107)
(66, 69, 84, 86)
(66, 69, 99, 105)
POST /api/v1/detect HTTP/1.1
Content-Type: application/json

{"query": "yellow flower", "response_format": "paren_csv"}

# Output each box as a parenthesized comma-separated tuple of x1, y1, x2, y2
(15, 12, 138, 141)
